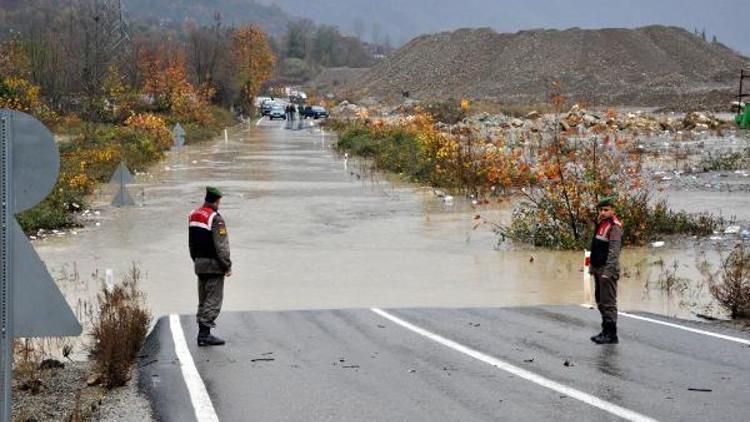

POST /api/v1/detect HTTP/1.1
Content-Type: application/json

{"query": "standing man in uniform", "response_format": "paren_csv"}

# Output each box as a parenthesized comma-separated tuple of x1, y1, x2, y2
(189, 186, 232, 346)
(589, 196, 623, 345)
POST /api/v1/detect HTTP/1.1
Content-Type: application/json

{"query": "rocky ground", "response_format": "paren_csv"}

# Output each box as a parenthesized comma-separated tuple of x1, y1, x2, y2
(12, 360, 153, 422)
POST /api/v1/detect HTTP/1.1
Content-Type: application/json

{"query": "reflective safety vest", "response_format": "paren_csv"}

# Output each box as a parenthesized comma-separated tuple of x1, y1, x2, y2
(189, 206, 218, 259)
(589, 216, 622, 268)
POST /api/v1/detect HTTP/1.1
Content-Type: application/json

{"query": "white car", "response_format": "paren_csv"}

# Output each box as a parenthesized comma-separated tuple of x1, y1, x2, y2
(268, 106, 286, 120)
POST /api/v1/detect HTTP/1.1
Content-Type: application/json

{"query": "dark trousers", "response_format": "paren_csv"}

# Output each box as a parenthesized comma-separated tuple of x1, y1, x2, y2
(197, 274, 224, 328)
(594, 273, 618, 324)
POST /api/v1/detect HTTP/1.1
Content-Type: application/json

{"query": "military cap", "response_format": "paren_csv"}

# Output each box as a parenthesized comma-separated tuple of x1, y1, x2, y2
(597, 195, 617, 208)
(205, 186, 223, 202)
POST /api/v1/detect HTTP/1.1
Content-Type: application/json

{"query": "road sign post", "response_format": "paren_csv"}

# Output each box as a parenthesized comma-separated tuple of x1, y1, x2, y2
(110, 161, 135, 207)
(0, 109, 82, 420)
(1, 109, 14, 422)
(172, 123, 185, 150)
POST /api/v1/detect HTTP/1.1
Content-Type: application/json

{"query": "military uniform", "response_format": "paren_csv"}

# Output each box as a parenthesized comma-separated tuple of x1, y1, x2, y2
(589, 202, 623, 344)
(188, 187, 231, 346)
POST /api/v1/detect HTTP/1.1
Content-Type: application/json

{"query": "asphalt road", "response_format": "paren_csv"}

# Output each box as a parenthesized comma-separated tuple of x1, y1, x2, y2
(138, 306, 750, 422)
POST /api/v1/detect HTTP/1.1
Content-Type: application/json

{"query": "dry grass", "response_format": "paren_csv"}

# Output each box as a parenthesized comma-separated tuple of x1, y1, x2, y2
(88, 263, 151, 388)
(13, 339, 46, 395)
(706, 243, 750, 319)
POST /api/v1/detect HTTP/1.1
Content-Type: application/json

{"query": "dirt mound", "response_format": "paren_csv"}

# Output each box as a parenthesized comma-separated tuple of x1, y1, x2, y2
(343, 26, 749, 109)
(308, 67, 369, 95)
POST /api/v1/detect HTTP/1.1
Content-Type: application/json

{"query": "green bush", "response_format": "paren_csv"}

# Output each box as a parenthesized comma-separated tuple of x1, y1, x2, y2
(336, 124, 435, 183)
(373, 129, 426, 179)
(498, 195, 717, 250)
(16, 196, 75, 233)
(337, 125, 381, 157)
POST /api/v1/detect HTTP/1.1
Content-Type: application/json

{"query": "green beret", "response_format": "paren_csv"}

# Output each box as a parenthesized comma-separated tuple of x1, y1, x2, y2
(597, 195, 617, 208)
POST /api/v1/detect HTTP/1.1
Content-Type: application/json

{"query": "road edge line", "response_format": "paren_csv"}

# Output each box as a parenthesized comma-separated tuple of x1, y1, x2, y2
(169, 314, 220, 422)
(371, 308, 658, 422)
(255, 117, 264, 126)
(619, 312, 750, 345)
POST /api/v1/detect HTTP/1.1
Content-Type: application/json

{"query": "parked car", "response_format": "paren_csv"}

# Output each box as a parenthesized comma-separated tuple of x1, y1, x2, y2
(303, 106, 329, 119)
(254, 96, 273, 108)
(268, 105, 286, 120)
(260, 100, 276, 116)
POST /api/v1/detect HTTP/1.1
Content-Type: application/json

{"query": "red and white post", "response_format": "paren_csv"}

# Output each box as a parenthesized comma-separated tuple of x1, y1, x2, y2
(582, 250, 595, 308)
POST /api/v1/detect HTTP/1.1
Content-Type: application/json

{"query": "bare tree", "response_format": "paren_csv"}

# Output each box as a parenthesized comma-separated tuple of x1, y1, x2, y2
(187, 13, 228, 88)
(40, 0, 131, 103)
(24, 0, 132, 113)
(285, 19, 315, 60)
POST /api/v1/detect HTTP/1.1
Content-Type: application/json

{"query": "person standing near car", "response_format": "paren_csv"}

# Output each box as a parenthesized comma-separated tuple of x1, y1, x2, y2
(588, 195, 623, 345)
(188, 186, 232, 346)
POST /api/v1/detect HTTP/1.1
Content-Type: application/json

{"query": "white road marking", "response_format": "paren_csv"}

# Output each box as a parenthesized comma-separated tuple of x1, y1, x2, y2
(619, 312, 750, 345)
(169, 314, 220, 422)
(255, 117, 264, 126)
(371, 308, 659, 422)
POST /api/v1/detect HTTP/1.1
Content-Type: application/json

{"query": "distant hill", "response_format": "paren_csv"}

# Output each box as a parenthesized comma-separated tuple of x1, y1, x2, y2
(342, 26, 749, 108)
(123, 0, 293, 36)
(260, 0, 748, 56)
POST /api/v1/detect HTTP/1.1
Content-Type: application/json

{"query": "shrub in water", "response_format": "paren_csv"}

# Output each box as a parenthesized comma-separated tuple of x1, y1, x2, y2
(88, 264, 151, 388)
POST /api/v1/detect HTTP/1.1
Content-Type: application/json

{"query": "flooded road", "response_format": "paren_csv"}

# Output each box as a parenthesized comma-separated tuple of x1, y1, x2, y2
(37, 118, 719, 321)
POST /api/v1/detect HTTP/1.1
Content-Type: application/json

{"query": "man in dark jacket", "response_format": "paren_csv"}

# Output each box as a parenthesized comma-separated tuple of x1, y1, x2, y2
(189, 186, 232, 346)
(589, 195, 623, 344)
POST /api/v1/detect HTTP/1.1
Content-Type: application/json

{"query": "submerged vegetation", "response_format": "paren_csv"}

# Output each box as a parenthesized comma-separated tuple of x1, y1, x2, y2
(331, 93, 720, 250)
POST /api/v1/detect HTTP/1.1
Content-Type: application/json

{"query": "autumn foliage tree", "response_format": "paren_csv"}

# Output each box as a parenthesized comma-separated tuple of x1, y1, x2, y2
(232, 26, 275, 112)
(138, 45, 213, 124)
(0, 39, 48, 117)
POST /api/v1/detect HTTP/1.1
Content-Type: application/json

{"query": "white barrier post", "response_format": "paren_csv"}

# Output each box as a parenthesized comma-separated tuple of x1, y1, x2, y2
(105, 268, 114, 293)
(224, 128, 229, 144)
(582, 250, 594, 308)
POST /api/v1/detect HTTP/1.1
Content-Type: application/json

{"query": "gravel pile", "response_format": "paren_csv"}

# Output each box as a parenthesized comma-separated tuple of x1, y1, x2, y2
(344, 26, 749, 109)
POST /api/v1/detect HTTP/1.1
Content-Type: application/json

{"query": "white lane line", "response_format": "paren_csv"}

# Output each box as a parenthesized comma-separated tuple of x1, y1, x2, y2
(169, 314, 220, 422)
(371, 308, 658, 422)
(255, 117, 264, 126)
(619, 312, 750, 346)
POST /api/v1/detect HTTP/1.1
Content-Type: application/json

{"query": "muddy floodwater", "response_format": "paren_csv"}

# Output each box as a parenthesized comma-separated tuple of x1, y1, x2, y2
(36, 119, 735, 323)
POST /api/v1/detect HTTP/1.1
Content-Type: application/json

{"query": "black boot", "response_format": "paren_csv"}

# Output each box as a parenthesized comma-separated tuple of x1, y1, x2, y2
(593, 321, 618, 344)
(590, 322, 605, 343)
(197, 325, 226, 347)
